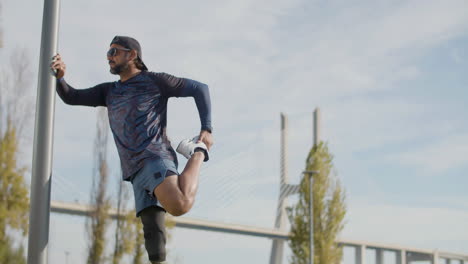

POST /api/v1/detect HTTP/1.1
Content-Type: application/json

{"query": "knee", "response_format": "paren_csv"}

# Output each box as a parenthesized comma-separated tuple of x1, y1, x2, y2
(168, 208, 187, 217)
(140, 207, 167, 262)
(166, 199, 193, 216)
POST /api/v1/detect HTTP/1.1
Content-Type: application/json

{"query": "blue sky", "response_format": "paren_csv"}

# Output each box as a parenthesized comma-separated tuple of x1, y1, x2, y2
(1, 0, 468, 263)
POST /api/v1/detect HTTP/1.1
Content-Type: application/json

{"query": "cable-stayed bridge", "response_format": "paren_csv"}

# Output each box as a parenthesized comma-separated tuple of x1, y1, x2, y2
(46, 112, 468, 264)
(50, 200, 468, 264)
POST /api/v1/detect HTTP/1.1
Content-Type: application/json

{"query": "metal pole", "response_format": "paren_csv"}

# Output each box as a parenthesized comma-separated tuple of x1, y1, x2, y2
(304, 170, 318, 264)
(310, 108, 321, 264)
(313, 108, 320, 147)
(27, 0, 60, 263)
(309, 173, 314, 264)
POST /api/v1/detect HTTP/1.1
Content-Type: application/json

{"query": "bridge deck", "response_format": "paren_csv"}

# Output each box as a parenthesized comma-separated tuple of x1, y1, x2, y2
(50, 200, 468, 262)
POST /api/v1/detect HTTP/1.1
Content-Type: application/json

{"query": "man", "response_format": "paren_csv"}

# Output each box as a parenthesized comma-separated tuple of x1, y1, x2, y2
(51, 36, 213, 263)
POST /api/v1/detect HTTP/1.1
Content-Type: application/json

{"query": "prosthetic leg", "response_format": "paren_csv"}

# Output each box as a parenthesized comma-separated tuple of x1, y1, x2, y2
(139, 206, 167, 263)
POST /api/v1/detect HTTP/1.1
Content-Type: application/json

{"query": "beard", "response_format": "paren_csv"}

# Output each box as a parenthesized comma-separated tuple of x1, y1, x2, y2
(110, 61, 129, 75)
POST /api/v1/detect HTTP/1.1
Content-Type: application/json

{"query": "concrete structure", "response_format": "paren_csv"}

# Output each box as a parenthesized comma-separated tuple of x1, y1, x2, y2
(50, 200, 287, 239)
(50, 200, 468, 264)
(339, 239, 468, 264)
(269, 113, 300, 264)
(49, 109, 468, 264)
(270, 109, 322, 264)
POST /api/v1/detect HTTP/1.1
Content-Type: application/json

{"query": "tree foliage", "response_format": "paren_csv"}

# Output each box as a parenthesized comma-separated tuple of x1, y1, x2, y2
(112, 181, 135, 264)
(132, 218, 145, 264)
(287, 142, 346, 264)
(0, 121, 29, 238)
(0, 121, 29, 264)
(87, 108, 111, 264)
(0, 236, 26, 264)
(0, 13, 31, 262)
(0, 49, 34, 139)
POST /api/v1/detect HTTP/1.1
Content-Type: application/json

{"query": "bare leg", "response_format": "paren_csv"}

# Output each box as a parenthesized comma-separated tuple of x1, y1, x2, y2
(153, 152, 205, 216)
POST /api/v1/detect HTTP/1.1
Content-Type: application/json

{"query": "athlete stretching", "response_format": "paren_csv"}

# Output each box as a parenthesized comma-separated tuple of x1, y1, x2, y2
(51, 36, 213, 263)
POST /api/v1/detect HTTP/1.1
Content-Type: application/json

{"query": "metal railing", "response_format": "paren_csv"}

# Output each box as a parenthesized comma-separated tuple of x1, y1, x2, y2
(51, 200, 468, 264)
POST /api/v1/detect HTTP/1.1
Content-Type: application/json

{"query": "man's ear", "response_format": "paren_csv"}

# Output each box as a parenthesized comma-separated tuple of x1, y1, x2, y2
(128, 50, 138, 61)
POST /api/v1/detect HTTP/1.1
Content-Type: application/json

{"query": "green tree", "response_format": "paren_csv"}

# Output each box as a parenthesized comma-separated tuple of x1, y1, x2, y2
(112, 181, 135, 264)
(1, 48, 35, 138)
(287, 142, 346, 264)
(87, 108, 111, 264)
(0, 236, 26, 264)
(132, 218, 145, 264)
(0, 121, 29, 264)
(0, 7, 32, 261)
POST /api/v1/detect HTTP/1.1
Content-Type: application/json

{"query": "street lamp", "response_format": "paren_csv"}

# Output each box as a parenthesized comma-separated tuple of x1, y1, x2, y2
(27, 1, 60, 263)
(65, 251, 70, 264)
(303, 170, 319, 264)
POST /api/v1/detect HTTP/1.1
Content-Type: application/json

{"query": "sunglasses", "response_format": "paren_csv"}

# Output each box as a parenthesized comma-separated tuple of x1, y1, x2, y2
(107, 47, 131, 57)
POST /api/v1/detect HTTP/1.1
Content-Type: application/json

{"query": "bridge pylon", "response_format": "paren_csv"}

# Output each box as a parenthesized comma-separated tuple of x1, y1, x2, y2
(269, 109, 321, 264)
(269, 113, 300, 264)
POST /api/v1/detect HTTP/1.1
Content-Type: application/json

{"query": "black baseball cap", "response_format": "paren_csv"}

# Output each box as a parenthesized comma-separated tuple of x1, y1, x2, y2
(110, 36, 148, 71)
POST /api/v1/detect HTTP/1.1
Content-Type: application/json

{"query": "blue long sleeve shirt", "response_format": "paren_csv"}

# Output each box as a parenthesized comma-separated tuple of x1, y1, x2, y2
(56, 71, 212, 181)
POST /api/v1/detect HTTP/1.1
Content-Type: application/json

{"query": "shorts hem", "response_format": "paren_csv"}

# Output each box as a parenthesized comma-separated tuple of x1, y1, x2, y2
(132, 159, 178, 216)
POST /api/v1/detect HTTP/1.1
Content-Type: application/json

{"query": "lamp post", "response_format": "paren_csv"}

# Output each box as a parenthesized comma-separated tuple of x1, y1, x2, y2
(303, 170, 319, 264)
(27, 0, 60, 263)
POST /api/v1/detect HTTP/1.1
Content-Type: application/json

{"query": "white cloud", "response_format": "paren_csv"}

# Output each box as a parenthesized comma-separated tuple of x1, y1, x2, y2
(2, 0, 468, 262)
(450, 47, 465, 64)
(386, 133, 468, 175)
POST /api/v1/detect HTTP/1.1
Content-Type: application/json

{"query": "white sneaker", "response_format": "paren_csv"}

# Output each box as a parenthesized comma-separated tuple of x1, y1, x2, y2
(176, 136, 209, 162)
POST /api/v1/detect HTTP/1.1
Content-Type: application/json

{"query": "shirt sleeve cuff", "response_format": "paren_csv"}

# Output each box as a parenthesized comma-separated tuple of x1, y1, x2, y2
(201, 126, 212, 133)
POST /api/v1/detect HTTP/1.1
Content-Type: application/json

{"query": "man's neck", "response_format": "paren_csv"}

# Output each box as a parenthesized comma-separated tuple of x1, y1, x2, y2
(119, 68, 142, 82)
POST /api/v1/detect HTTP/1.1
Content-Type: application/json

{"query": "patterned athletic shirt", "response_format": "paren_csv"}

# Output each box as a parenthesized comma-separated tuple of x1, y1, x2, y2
(56, 71, 212, 181)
